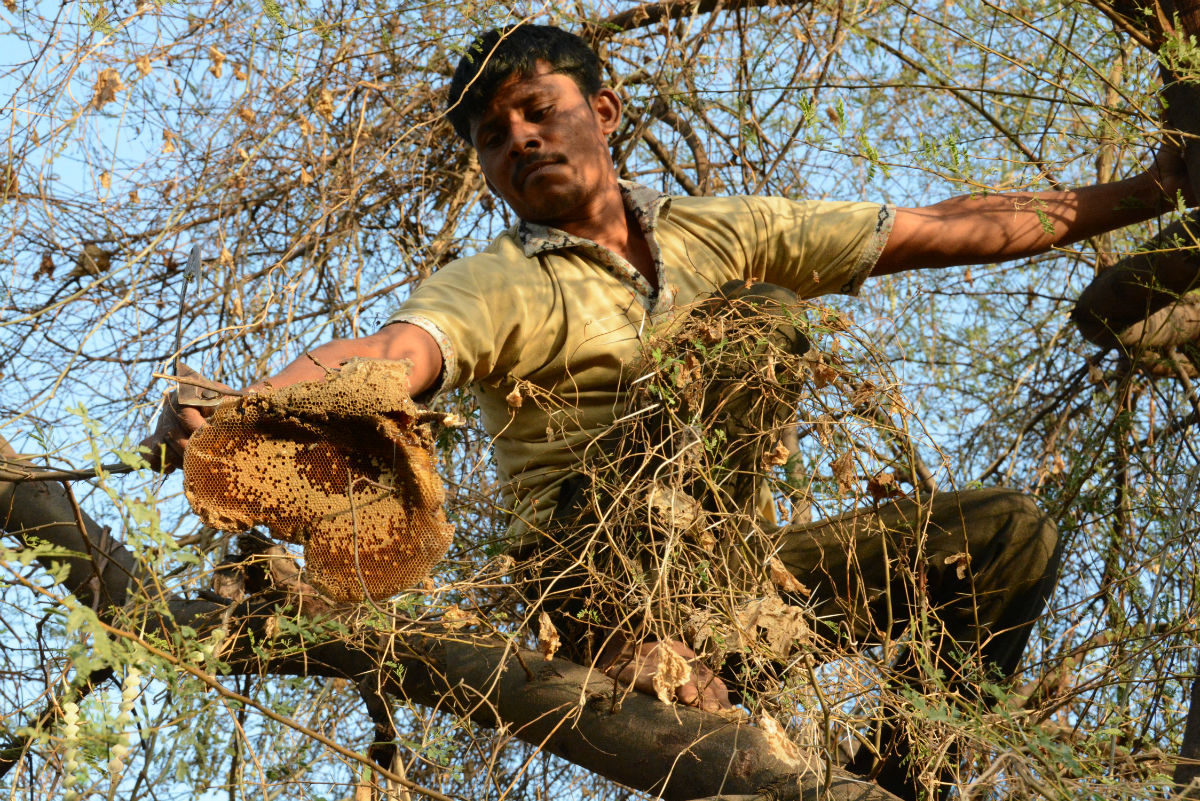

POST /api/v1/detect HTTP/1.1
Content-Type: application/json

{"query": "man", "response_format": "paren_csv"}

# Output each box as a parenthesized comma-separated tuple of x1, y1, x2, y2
(147, 23, 1193, 799)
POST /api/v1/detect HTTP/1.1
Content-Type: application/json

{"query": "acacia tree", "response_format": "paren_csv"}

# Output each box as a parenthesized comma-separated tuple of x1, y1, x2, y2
(2, 0, 1200, 799)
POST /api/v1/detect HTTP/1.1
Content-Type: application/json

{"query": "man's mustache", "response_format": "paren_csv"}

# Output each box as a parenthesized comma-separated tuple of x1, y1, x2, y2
(514, 153, 568, 185)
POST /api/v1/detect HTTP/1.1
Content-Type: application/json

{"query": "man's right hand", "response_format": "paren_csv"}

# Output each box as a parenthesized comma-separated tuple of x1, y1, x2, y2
(140, 322, 443, 474)
(140, 385, 229, 473)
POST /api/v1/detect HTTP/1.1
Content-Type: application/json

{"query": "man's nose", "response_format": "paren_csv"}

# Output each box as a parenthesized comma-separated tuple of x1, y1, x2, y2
(507, 121, 542, 159)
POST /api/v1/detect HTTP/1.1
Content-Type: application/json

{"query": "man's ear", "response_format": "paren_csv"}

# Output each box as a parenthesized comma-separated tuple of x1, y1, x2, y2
(591, 88, 622, 137)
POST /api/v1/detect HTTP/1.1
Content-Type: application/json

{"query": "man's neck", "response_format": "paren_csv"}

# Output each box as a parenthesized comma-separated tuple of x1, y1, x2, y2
(550, 182, 658, 289)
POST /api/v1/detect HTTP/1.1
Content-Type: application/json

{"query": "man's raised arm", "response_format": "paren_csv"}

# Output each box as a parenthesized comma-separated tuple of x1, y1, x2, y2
(873, 149, 1195, 276)
(142, 322, 443, 471)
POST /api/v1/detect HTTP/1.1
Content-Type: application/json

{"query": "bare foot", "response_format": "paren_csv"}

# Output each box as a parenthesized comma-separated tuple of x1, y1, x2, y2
(602, 639, 733, 714)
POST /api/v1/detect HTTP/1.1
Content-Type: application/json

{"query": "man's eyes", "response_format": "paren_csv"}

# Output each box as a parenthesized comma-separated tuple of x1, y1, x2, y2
(476, 105, 556, 148)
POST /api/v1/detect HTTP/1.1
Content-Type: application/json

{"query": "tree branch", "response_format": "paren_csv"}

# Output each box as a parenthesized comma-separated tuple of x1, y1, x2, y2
(589, 0, 815, 37)
(1072, 211, 1200, 350)
(1176, 663, 1200, 798)
(0, 434, 901, 801)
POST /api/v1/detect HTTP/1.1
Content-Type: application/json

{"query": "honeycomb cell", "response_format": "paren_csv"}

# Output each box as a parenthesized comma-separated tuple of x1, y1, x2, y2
(183, 359, 453, 603)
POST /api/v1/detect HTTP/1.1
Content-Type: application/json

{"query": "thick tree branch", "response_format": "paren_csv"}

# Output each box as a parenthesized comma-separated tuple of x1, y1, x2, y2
(0, 440, 145, 608)
(1072, 211, 1200, 350)
(1176, 664, 1200, 798)
(589, 0, 814, 37)
(0, 434, 900, 801)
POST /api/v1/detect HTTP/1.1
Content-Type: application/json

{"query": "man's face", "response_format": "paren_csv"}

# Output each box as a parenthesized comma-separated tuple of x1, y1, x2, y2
(469, 62, 621, 225)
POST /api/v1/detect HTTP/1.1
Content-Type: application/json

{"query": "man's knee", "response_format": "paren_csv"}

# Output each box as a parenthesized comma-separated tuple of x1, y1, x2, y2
(954, 487, 1060, 582)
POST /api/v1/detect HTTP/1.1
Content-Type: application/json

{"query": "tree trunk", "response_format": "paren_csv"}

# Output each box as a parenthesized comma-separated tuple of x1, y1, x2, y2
(1072, 212, 1200, 350)
(0, 438, 899, 801)
(1176, 663, 1200, 798)
(1074, 1, 1200, 357)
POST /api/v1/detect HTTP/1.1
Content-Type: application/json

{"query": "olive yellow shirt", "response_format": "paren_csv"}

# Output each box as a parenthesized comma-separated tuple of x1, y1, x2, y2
(389, 182, 894, 548)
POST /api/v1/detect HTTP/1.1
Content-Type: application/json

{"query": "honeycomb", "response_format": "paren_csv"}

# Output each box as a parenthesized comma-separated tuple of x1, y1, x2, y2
(183, 359, 454, 603)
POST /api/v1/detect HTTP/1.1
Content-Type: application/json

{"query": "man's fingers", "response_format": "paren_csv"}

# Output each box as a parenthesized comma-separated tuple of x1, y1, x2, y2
(142, 392, 215, 474)
(1152, 143, 1198, 207)
(176, 405, 210, 435)
(606, 641, 734, 712)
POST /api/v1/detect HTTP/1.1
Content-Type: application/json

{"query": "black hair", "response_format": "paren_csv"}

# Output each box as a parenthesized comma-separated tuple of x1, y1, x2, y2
(446, 25, 602, 143)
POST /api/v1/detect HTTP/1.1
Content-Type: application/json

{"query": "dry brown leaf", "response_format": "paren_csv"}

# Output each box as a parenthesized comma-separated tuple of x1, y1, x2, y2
(99, 171, 111, 190)
(651, 645, 691, 704)
(944, 552, 970, 581)
(128, 189, 139, 204)
(766, 556, 810, 596)
(71, 244, 112, 277)
(219, 246, 234, 267)
(699, 319, 724, 345)
(763, 440, 790, 467)
(92, 68, 124, 108)
(505, 385, 523, 409)
(812, 360, 838, 389)
(234, 65, 247, 80)
(867, 471, 899, 502)
(161, 129, 175, 154)
(299, 167, 313, 185)
(443, 605, 478, 630)
(298, 115, 314, 137)
(536, 611, 560, 661)
(238, 107, 256, 123)
(3, 0, 16, 12)
(208, 45, 225, 78)
(848, 379, 877, 408)
(814, 414, 833, 447)
(831, 451, 855, 493)
(315, 88, 334, 121)
(134, 55, 152, 76)
(35, 252, 54, 280)
(756, 711, 804, 768)
(736, 596, 811, 654)
(675, 352, 701, 387)
(647, 483, 704, 533)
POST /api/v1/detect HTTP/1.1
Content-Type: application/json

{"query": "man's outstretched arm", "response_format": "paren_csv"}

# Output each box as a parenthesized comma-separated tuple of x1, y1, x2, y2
(873, 150, 1195, 276)
(142, 322, 443, 471)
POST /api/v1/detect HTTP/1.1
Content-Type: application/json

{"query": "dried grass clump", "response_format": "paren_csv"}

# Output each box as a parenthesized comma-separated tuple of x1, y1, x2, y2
(522, 287, 936, 717)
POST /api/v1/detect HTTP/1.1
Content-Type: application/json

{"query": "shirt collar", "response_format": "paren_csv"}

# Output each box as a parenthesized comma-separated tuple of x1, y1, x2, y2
(517, 180, 672, 258)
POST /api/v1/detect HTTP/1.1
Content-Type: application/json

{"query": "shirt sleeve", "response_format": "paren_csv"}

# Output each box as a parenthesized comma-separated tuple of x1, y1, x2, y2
(737, 196, 895, 298)
(386, 246, 555, 394)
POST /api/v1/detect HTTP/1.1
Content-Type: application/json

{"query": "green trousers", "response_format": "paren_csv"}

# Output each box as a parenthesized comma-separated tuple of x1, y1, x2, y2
(775, 486, 1060, 680)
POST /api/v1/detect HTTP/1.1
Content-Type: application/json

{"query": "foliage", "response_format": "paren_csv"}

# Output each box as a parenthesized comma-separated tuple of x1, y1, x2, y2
(1, 0, 1198, 799)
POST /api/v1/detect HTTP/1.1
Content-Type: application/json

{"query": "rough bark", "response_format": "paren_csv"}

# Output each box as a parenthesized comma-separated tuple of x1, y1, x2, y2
(0, 438, 900, 801)
(1072, 212, 1200, 350)
(1157, 0, 1200, 204)
(590, 0, 814, 37)
(1073, 2, 1200, 360)
(1176, 664, 1200, 798)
